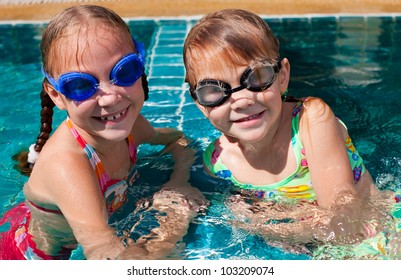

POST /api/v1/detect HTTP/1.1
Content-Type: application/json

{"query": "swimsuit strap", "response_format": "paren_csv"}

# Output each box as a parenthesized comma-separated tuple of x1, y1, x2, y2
(290, 101, 305, 165)
(66, 118, 111, 193)
(126, 134, 137, 164)
(28, 201, 63, 215)
(66, 118, 138, 193)
(291, 101, 303, 118)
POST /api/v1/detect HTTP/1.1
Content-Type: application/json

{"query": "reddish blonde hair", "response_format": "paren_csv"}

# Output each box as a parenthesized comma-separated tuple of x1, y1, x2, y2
(184, 9, 280, 87)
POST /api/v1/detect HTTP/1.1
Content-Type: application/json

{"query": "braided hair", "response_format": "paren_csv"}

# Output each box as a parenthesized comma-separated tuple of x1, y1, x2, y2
(13, 81, 55, 175)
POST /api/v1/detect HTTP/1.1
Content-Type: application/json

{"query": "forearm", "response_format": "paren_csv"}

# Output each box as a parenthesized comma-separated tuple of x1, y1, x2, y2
(75, 226, 124, 259)
(126, 128, 206, 259)
(166, 140, 195, 183)
(152, 128, 196, 183)
(139, 203, 196, 259)
(119, 187, 200, 260)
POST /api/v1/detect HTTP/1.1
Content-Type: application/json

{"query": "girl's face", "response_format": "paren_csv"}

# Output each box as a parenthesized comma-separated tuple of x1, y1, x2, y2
(194, 59, 290, 144)
(46, 26, 144, 143)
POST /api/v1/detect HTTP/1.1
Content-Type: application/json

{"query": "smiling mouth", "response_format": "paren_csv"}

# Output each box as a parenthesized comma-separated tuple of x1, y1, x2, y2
(234, 111, 263, 122)
(99, 107, 129, 121)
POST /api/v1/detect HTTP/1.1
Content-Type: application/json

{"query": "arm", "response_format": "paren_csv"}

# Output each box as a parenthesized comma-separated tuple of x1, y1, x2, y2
(131, 114, 194, 181)
(132, 114, 207, 197)
(28, 147, 132, 259)
(297, 98, 388, 243)
(119, 115, 208, 259)
(299, 97, 356, 208)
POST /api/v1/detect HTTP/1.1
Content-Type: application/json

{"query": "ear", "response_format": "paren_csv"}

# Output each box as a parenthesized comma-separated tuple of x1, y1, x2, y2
(278, 58, 290, 94)
(43, 83, 67, 110)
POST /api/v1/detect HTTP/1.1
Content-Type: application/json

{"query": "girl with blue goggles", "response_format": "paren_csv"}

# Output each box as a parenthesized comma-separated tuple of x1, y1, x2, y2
(8, 5, 207, 261)
(43, 39, 146, 101)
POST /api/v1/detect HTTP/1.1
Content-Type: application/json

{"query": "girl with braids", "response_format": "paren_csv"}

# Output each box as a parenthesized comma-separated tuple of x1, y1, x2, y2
(0, 5, 206, 260)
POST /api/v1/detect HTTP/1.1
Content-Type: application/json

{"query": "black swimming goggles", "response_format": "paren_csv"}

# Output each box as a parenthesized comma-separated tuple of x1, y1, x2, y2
(43, 39, 145, 102)
(189, 60, 281, 107)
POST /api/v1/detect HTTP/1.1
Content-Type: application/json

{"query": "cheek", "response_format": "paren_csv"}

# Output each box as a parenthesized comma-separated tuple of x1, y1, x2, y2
(67, 100, 96, 116)
(261, 85, 281, 104)
(126, 80, 145, 101)
(196, 102, 230, 129)
(206, 106, 229, 126)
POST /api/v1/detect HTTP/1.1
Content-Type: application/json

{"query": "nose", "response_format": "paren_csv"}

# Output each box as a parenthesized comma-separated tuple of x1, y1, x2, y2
(96, 82, 123, 107)
(229, 89, 255, 110)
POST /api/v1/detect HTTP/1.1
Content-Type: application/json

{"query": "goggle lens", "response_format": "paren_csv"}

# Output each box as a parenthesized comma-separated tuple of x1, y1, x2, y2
(245, 65, 276, 90)
(110, 53, 144, 86)
(61, 73, 98, 101)
(195, 82, 229, 106)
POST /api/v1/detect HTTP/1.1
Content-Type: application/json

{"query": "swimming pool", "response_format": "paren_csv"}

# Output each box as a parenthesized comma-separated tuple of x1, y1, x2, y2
(1, 14, 401, 260)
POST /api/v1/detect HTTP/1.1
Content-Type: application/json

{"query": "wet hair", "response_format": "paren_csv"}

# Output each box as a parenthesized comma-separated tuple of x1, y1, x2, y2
(13, 5, 149, 175)
(183, 9, 280, 87)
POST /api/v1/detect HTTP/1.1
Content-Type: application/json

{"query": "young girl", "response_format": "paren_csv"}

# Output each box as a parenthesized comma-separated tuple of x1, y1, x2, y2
(0, 5, 206, 260)
(183, 9, 398, 250)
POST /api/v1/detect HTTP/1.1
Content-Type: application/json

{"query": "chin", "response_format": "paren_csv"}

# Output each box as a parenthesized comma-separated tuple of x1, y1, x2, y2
(100, 129, 131, 142)
(240, 137, 265, 144)
(229, 128, 267, 144)
(99, 120, 134, 141)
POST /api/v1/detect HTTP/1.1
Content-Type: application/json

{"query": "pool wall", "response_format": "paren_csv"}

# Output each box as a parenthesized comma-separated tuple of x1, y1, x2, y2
(1, 0, 401, 21)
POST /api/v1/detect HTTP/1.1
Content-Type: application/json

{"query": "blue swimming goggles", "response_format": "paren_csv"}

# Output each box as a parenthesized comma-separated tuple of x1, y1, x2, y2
(189, 60, 281, 107)
(43, 40, 146, 101)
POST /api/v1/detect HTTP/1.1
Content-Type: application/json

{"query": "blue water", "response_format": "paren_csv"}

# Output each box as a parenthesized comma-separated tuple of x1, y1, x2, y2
(1, 15, 401, 260)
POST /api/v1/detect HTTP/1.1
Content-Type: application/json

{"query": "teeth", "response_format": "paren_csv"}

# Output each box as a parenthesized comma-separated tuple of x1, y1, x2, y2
(239, 113, 260, 122)
(100, 108, 127, 121)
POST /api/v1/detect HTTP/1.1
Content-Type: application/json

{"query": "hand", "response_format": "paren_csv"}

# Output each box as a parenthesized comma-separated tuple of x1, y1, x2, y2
(226, 194, 321, 244)
(153, 182, 209, 214)
(124, 183, 208, 259)
(116, 242, 150, 260)
(312, 190, 393, 245)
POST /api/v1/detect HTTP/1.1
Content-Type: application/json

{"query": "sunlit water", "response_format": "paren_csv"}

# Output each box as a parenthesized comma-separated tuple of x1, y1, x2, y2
(1, 15, 401, 260)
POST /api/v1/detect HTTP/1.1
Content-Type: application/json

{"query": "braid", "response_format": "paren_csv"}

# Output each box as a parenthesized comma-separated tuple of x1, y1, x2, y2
(35, 84, 55, 152)
(12, 80, 55, 176)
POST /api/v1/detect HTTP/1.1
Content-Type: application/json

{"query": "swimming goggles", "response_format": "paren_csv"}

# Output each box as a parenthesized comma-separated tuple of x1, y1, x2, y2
(189, 60, 281, 107)
(43, 40, 146, 101)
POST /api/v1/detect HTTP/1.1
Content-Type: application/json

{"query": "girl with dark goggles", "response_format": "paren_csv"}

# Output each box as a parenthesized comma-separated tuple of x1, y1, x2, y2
(189, 60, 281, 107)
(43, 40, 146, 101)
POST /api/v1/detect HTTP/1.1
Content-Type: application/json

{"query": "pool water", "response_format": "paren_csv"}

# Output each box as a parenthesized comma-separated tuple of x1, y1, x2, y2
(1, 15, 401, 260)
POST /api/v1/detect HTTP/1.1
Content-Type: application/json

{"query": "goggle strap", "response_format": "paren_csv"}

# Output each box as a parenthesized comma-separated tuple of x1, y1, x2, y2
(133, 37, 146, 63)
(41, 67, 60, 92)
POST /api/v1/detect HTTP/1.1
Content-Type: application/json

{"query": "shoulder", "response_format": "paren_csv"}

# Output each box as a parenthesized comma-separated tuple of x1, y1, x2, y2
(300, 97, 348, 138)
(300, 97, 334, 123)
(28, 126, 99, 202)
